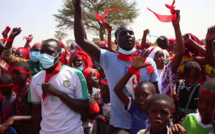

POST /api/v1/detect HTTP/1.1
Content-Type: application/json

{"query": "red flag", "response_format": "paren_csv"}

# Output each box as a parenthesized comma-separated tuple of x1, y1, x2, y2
(147, 0, 176, 22)
(95, 8, 121, 23)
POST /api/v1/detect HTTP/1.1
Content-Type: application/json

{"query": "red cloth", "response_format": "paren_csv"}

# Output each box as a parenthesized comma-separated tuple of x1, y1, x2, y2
(95, 8, 121, 23)
(70, 50, 93, 69)
(99, 42, 108, 47)
(89, 102, 100, 114)
(33, 43, 42, 48)
(147, 0, 176, 22)
(17, 47, 30, 59)
(83, 67, 100, 79)
(60, 42, 70, 64)
(42, 63, 62, 102)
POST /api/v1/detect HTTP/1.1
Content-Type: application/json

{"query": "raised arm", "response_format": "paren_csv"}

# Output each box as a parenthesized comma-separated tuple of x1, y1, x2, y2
(73, 0, 101, 62)
(114, 50, 150, 106)
(206, 26, 215, 66)
(171, 10, 185, 73)
(140, 29, 150, 50)
(184, 34, 206, 57)
(24, 34, 33, 49)
(103, 22, 118, 53)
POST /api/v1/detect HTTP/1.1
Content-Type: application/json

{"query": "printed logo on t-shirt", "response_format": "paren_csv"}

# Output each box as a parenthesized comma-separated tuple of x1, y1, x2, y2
(63, 80, 71, 87)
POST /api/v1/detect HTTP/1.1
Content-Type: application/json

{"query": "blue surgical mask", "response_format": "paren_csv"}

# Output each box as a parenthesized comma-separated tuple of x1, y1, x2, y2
(70, 49, 76, 53)
(30, 51, 40, 62)
(118, 47, 136, 55)
(39, 53, 59, 69)
(75, 64, 84, 71)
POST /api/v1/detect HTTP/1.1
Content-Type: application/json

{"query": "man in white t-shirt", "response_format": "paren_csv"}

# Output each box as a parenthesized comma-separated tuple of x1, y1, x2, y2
(28, 39, 89, 134)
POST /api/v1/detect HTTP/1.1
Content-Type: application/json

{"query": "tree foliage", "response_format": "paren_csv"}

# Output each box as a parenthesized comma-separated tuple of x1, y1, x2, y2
(54, 30, 68, 42)
(54, 0, 139, 40)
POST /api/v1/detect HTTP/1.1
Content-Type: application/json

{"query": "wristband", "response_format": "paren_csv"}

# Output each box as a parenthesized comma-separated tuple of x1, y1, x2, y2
(1, 38, 14, 42)
(127, 66, 138, 74)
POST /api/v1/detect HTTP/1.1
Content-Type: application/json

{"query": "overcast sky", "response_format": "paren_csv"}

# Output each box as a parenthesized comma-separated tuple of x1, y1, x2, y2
(0, 0, 214, 48)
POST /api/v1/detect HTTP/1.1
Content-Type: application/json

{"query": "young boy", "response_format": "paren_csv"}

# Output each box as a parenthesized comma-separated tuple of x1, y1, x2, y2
(1, 62, 32, 134)
(182, 80, 215, 134)
(0, 74, 16, 132)
(137, 94, 174, 134)
(114, 50, 156, 134)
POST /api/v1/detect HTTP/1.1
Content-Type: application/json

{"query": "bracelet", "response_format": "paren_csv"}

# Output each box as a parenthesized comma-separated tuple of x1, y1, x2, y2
(1, 38, 14, 42)
(127, 66, 138, 74)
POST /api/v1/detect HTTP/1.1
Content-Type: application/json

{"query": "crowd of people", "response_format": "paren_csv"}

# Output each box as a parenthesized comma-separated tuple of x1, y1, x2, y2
(0, 0, 215, 134)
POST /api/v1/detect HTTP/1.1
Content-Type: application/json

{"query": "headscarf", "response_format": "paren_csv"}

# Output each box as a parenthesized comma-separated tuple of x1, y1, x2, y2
(60, 42, 70, 65)
(83, 67, 100, 79)
(148, 47, 163, 60)
(70, 50, 93, 69)
(17, 47, 30, 59)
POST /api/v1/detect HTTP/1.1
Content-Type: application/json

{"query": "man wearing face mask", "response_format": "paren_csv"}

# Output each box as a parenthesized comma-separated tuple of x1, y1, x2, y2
(28, 38, 89, 134)
(2, 28, 43, 78)
(73, 0, 158, 133)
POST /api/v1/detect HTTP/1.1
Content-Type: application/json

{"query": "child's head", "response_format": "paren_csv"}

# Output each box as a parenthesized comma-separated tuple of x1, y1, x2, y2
(134, 81, 156, 112)
(157, 36, 169, 50)
(12, 62, 30, 84)
(198, 80, 215, 124)
(0, 74, 13, 96)
(100, 79, 110, 100)
(183, 61, 201, 87)
(83, 68, 100, 87)
(147, 94, 173, 132)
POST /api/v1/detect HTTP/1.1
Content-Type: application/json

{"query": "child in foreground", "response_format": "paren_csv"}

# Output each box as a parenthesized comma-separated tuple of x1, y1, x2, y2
(137, 94, 174, 134)
(182, 80, 215, 134)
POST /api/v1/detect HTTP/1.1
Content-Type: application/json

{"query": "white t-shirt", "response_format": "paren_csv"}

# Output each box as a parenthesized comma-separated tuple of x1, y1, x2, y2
(28, 65, 89, 134)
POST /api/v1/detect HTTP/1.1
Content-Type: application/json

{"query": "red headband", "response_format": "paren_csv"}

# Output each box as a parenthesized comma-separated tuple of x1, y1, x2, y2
(13, 66, 29, 74)
(96, 8, 121, 23)
(101, 80, 108, 85)
(89, 102, 100, 114)
(1, 38, 14, 42)
(147, 0, 176, 22)
(0, 84, 13, 87)
(200, 90, 215, 98)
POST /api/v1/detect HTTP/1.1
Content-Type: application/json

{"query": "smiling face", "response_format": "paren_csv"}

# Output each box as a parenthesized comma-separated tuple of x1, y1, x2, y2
(115, 25, 136, 51)
(148, 100, 172, 133)
(198, 88, 215, 125)
(73, 56, 84, 68)
(135, 85, 154, 113)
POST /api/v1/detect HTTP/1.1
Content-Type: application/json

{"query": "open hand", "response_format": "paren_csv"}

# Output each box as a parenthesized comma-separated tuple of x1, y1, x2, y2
(9, 27, 22, 39)
(169, 124, 186, 134)
(132, 49, 151, 70)
(206, 25, 215, 42)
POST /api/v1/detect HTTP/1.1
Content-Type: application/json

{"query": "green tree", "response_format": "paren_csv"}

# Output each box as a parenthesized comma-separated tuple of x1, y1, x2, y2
(54, 0, 139, 41)
(54, 31, 68, 42)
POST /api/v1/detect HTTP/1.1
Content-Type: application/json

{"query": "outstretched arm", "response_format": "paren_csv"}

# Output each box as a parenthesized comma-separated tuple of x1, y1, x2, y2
(184, 34, 206, 57)
(171, 10, 185, 73)
(73, 0, 101, 62)
(141, 29, 150, 50)
(114, 50, 150, 106)
(206, 26, 215, 66)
